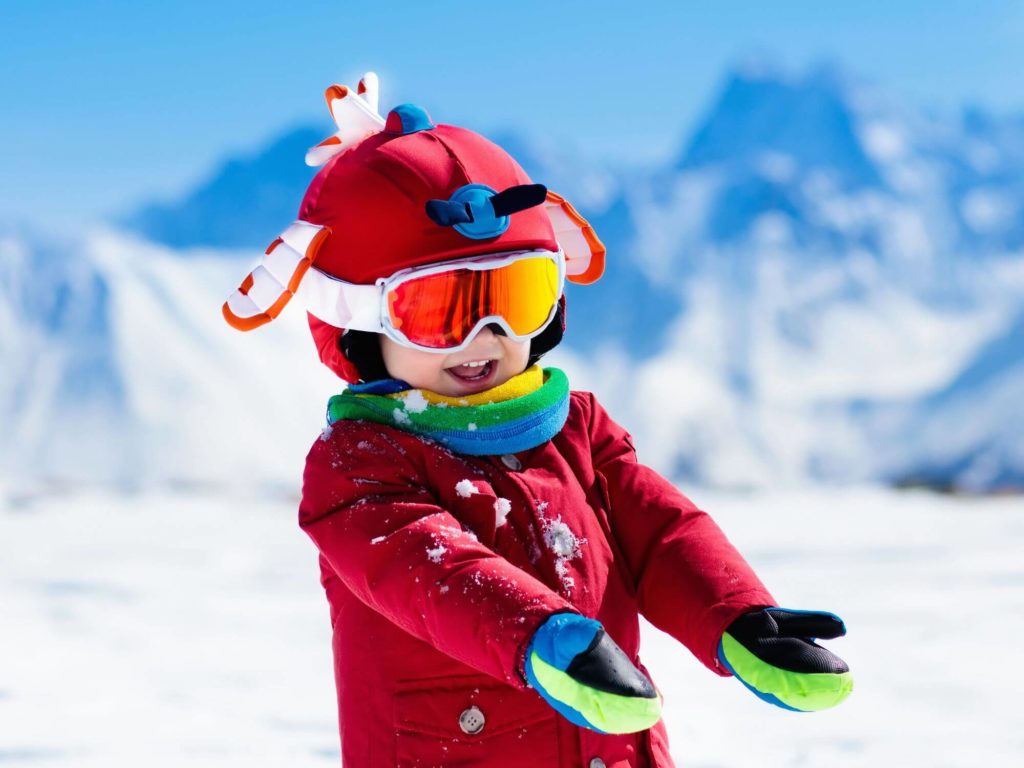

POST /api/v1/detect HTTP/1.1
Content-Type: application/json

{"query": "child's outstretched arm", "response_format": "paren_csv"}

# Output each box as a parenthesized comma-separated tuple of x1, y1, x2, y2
(583, 394, 851, 708)
(300, 422, 659, 733)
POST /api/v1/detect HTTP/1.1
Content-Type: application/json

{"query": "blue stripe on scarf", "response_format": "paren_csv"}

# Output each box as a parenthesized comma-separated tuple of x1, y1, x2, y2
(348, 378, 412, 395)
(425, 395, 570, 455)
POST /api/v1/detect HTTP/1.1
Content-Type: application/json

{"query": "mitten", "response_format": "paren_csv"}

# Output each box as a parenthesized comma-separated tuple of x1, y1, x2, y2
(525, 613, 662, 734)
(718, 607, 853, 712)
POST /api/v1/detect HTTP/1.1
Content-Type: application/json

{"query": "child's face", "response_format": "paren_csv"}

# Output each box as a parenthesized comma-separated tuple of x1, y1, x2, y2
(380, 326, 532, 396)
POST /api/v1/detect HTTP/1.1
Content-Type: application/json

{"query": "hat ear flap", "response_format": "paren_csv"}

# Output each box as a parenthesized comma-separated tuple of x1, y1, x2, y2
(222, 221, 330, 331)
(544, 190, 605, 284)
(308, 314, 363, 383)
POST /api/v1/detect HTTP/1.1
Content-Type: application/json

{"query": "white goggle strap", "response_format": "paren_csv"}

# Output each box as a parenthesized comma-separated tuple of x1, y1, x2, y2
(544, 190, 606, 285)
(222, 221, 331, 331)
(296, 268, 383, 332)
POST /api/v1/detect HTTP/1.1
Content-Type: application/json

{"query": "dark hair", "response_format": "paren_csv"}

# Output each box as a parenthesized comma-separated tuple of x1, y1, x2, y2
(338, 330, 391, 383)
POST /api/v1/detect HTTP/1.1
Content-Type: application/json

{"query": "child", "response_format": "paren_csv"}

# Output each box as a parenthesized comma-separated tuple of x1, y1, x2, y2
(224, 74, 852, 767)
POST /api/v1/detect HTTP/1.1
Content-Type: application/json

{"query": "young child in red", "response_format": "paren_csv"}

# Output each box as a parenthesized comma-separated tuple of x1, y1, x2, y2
(224, 73, 852, 767)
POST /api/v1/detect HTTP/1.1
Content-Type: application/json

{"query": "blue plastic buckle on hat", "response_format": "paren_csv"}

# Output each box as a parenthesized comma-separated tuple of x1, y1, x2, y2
(446, 184, 509, 239)
(425, 183, 548, 240)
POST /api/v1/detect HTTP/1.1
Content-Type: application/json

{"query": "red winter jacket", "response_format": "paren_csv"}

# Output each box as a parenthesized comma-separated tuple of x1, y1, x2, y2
(299, 391, 775, 767)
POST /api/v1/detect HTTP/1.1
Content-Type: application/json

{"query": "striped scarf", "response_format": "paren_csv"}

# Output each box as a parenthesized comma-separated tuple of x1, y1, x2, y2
(326, 366, 570, 455)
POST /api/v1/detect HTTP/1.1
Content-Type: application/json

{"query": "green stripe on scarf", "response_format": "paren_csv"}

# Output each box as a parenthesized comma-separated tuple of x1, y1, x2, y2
(326, 368, 571, 456)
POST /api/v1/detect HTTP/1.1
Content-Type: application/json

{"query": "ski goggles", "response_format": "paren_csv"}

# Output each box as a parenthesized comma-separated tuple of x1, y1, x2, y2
(298, 248, 566, 353)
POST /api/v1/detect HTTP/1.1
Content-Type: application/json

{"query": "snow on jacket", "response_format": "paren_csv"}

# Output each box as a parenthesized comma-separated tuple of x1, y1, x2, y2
(299, 390, 776, 767)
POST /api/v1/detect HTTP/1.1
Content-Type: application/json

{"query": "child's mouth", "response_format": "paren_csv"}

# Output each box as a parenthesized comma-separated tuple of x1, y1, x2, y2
(445, 359, 497, 385)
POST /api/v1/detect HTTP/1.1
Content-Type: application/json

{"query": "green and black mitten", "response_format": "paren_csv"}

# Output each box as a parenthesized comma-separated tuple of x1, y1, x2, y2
(718, 607, 853, 712)
(525, 613, 662, 733)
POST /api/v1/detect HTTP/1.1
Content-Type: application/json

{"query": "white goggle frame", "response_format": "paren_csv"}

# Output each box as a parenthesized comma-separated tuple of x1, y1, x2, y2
(296, 247, 566, 354)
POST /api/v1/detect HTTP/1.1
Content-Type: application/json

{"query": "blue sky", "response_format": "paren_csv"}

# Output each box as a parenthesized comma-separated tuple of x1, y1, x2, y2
(2, 1, 1022, 232)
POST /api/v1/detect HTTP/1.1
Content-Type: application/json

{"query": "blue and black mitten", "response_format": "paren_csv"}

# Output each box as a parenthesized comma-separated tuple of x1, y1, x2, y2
(524, 613, 662, 734)
(718, 607, 853, 711)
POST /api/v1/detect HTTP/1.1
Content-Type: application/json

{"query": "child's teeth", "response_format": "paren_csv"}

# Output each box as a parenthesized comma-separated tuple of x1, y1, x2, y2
(449, 360, 492, 379)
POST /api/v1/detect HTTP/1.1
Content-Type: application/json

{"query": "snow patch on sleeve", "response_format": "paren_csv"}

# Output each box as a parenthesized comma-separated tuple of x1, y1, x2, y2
(455, 479, 478, 498)
(392, 408, 411, 425)
(553, 559, 575, 590)
(319, 425, 334, 441)
(537, 505, 585, 594)
(439, 522, 478, 542)
(542, 517, 581, 559)
(493, 497, 511, 527)
(426, 543, 447, 563)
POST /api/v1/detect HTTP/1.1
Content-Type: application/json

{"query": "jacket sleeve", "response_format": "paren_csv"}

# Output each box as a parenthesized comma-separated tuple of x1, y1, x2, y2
(583, 393, 776, 675)
(299, 423, 576, 688)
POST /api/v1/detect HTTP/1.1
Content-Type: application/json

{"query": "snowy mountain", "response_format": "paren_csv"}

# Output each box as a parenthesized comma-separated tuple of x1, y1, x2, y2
(606, 62, 1024, 490)
(0, 227, 339, 490)
(120, 126, 324, 249)
(865, 295, 1024, 492)
(4, 62, 1024, 492)
(0, 229, 131, 482)
(679, 63, 882, 188)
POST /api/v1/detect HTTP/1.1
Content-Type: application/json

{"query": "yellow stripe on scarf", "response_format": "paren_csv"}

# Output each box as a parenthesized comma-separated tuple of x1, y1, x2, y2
(387, 365, 545, 407)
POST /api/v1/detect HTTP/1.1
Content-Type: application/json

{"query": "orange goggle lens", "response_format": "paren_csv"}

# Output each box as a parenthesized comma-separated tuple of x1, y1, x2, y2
(386, 256, 560, 349)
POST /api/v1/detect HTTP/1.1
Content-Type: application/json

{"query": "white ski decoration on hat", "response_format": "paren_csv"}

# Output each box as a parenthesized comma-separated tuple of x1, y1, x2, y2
(305, 72, 386, 167)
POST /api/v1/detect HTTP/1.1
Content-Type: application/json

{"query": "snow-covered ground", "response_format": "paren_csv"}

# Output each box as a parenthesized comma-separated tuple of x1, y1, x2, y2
(1, 484, 1021, 766)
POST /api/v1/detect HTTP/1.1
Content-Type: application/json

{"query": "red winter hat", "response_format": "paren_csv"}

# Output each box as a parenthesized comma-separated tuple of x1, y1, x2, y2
(223, 72, 604, 382)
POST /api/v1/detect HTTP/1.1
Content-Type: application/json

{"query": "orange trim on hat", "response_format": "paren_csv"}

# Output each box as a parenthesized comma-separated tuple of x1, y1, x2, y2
(287, 226, 330, 292)
(222, 224, 332, 332)
(325, 84, 348, 107)
(222, 301, 266, 331)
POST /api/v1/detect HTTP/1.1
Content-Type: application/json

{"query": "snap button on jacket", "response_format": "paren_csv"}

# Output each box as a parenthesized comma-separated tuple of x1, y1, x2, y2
(500, 453, 523, 471)
(299, 391, 775, 767)
(458, 705, 486, 735)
